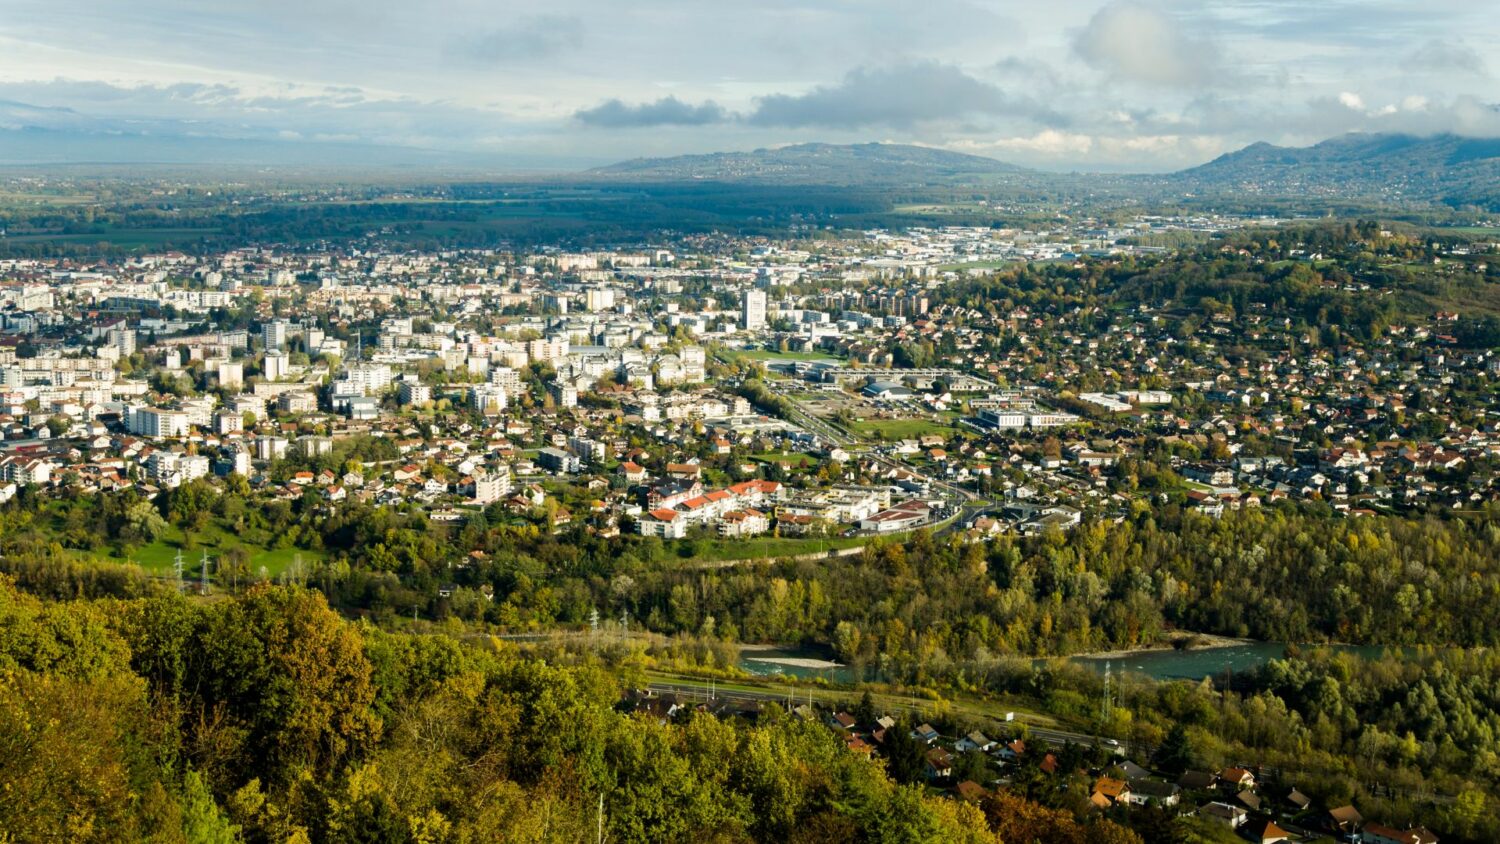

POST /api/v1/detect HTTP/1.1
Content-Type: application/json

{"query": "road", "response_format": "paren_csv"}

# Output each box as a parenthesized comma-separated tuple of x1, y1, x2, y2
(777, 389, 981, 504)
(645, 678, 1136, 756)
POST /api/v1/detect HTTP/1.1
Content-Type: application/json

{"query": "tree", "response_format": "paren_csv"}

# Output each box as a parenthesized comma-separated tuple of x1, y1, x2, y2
(854, 690, 876, 728)
(1153, 723, 1194, 776)
(182, 769, 242, 844)
(126, 500, 169, 543)
(882, 720, 927, 785)
(186, 585, 382, 783)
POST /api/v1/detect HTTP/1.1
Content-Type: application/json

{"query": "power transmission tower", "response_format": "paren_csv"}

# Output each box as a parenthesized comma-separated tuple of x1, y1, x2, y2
(173, 549, 185, 594)
(1100, 660, 1113, 722)
(200, 550, 210, 594)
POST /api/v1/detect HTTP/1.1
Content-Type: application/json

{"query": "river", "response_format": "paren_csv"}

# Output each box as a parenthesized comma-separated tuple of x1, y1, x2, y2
(1066, 641, 1396, 682)
(738, 646, 857, 683)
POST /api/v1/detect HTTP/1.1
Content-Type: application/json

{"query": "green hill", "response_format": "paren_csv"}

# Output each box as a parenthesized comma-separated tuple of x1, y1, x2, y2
(590, 142, 1028, 185)
(1173, 132, 1500, 208)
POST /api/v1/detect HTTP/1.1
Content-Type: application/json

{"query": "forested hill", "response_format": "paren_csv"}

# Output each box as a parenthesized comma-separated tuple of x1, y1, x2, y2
(589, 142, 1028, 185)
(1173, 133, 1500, 208)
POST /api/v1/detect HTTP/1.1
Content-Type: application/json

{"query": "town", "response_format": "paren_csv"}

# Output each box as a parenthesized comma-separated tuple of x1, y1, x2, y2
(1, 213, 1497, 844)
(0, 217, 1495, 555)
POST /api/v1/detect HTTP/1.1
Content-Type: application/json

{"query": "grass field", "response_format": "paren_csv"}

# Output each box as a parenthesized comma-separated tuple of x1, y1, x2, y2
(75, 523, 325, 580)
(750, 451, 822, 468)
(933, 259, 1014, 272)
(891, 202, 994, 215)
(670, 535, 866, 563)
(845, 417, 956, 441)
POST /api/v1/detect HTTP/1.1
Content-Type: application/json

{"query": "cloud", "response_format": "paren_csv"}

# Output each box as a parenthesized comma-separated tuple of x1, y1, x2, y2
(1401, 39, 1488, 76)
(460, 15, 585, 62)
(746, 61, 1060, 129)
(1073, 1, 1224, 87)
(574, 96, 728, 128)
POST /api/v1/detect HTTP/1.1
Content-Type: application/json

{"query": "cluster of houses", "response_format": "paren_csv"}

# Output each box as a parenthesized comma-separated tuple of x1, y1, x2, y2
(621, 686, 1446, 844)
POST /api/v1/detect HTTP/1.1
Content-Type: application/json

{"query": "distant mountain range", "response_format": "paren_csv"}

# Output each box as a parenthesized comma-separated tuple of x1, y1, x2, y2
(589, 142, 1027, 185)
(590, 134, 1500, 208)
(1172, 133, 1500, 207)
(3, 99, 1499, 210)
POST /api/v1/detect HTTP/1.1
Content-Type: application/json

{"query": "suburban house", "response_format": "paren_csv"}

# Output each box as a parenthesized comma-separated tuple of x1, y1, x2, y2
(911, 723, 940, 745)
(924, 748, 954, 780)
(1127, 780, 1181, 807)
(1090, 777, 1131, 808)
(1241, 818, 1291, 844)
(1219, 766, 1256, 790)
(955, 731, 995, 753)
(1362, 824, 1440, 844)
(1198, 802, 1248, 829)
(1326, 805, 1364, 836)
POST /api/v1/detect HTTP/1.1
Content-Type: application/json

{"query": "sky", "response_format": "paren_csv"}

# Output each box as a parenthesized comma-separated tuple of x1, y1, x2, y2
(0, 0, 1497, 172)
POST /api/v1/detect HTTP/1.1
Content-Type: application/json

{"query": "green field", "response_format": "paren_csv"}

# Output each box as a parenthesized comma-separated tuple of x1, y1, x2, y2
(845, 417, 956, 441)
(933, 259, 1014, 272)
(74, 523, 325, 581)
(670, 535, 866, 563)
(750, 451, 822, 468)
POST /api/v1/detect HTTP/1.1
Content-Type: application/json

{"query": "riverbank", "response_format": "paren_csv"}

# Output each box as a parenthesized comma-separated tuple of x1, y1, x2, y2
(1070, 631, 1256, 661)
(739, 643, 845, 671)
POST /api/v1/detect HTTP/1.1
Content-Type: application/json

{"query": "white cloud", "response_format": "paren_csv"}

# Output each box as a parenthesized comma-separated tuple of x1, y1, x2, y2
(746, 62, 1062, 129)
(574, 97, 728, 128)
(1073, 1, 1226, 88)
(0, 0, 1497, 170)
(1401, 38, 1488, 76)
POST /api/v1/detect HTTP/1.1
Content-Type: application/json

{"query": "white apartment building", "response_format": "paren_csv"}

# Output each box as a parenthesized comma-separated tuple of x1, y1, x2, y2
(472, 468, 513, 504)
(217, 361, 244, 390)
(131, 407, 189, 438)
(263, 350, 289, 382)
(527, 337, 569, 363)
(488, 366, 522, 396)
(742, 289, 767, 331)
(398, 380, 432, 406)
(345, 363, 393, 395)
(255, 436, 288, 461)
(262, 320, 288, 351)
(469, 385, 507, 415)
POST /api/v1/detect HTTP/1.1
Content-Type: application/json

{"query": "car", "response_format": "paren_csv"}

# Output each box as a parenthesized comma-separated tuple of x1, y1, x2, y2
(1104, 739, 1120, 747)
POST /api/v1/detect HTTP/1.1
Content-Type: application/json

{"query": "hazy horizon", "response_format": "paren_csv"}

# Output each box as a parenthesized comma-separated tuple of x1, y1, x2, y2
(2, 0, 1498, 172)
